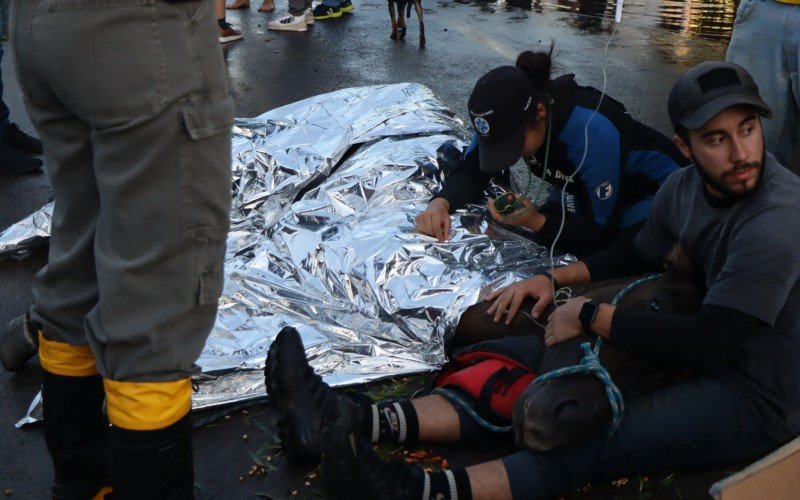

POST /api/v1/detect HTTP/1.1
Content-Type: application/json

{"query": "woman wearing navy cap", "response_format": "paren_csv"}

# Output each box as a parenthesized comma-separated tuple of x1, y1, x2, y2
(416, 47, 687, 257)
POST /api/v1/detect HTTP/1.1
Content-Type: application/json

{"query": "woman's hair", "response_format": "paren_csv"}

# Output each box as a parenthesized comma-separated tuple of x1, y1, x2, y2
(515, 43, 556, 125)
(516, 45, 554, 89)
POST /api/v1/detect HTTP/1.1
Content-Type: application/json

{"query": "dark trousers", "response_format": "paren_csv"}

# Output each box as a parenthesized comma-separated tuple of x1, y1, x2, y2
(0, 39, 9, 135)
(502, 375, 780, 499)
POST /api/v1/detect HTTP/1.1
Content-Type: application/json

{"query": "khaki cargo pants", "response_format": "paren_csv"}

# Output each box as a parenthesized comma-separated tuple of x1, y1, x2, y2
(13, 0, 232, 429)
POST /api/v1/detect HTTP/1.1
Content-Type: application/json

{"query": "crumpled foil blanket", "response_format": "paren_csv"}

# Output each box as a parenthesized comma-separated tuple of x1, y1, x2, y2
(4, 84, 573, 427)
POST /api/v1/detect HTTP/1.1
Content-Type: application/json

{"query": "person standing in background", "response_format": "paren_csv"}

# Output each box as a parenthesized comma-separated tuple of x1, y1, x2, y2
(12, 0, 233, 497)
(217, 0, 244, 42)
(0, 30, 42, 175)
(268, 0, 315, 31)
(726, 0, 800, 171)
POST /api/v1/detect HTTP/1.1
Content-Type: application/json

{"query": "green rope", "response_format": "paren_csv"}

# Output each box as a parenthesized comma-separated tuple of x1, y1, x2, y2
(523, 101, 553, 207)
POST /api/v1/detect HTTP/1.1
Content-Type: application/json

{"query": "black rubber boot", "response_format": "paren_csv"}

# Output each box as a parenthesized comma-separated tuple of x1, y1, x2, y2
(320, 395, 426, 500)
(3, 123, 43, 154)
(109, 414, 194, 500)
(0, 312, 39, 372)
(0, 143, 42, 174)
(42, 370, 110, 500)
(265, 326, 341, 468)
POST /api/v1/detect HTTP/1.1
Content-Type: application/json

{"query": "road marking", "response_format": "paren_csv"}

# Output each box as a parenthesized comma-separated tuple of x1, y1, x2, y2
(452, 24, 517, 60)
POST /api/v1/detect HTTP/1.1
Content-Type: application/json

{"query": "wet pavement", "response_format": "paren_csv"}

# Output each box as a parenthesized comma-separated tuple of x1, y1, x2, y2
(1, 0, 736, 498)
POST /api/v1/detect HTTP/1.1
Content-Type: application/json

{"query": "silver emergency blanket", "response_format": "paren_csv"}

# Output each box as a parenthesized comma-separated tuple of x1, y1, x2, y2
(8, 83, 573, 427)
(0, 202, 53, 260)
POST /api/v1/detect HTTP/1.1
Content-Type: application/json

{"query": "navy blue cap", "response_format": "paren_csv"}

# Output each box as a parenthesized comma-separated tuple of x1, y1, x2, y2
(468, 66, 535, 172)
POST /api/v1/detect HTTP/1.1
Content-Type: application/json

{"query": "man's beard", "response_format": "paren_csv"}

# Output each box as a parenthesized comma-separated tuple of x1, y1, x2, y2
(693, 149, 766, 200)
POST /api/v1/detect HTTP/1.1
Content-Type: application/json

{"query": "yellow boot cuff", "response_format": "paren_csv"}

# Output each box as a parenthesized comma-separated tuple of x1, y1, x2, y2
(104, 378, 192, 431)
(38, 332, 98, 377)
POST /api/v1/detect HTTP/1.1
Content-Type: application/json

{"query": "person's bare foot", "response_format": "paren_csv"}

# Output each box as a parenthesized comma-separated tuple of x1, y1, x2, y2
(258, 0, 275, 12)
(226, 0, 250, 9)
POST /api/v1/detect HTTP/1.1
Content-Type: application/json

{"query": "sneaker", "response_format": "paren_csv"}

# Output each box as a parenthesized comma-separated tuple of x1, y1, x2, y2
(218, 22, 244, 43)
(304, 7, 315, 25)
(265, 327, 337, 467)
(3, 123, 43, 154)
(312, 3, 342, 19)
(267, 13, 308, 31)
(0, 144, 43, 175)
(339, 0, 354, 13)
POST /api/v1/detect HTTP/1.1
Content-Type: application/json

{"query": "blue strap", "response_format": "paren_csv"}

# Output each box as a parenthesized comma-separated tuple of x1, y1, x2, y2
(432, 387, 513, 434)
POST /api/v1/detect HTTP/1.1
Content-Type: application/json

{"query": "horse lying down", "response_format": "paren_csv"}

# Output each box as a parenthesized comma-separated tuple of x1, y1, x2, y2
(450, 245, 705, 451)
(262, 246, 708, 499)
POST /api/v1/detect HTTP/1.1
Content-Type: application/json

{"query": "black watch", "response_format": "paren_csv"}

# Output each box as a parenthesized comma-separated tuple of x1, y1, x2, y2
(579, 300, 600, 332)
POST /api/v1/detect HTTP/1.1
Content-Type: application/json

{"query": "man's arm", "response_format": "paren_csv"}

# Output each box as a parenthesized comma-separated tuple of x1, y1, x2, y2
(602, 304, 759, 367)
(547, 300, 760, 367)
(549, 237, 659, 288)
(534, 210, 636, 258)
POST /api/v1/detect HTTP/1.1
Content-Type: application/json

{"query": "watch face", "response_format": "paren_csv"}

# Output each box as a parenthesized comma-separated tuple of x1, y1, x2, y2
(579, 300, 599, 329)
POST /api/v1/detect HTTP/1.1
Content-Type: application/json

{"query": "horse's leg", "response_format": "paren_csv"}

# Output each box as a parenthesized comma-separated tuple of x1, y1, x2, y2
(388, 2, 398, 39)
(414, 0, 425, 47)
(451, 297, 547, 347)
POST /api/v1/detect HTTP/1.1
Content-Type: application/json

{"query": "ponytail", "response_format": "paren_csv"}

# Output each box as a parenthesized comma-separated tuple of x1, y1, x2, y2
(515, 43, 556, 124)
(515, 45, 554, 89)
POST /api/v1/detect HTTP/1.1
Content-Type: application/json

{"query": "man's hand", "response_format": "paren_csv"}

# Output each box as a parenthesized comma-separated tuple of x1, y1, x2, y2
(544, 296, 591, 347)
(487, 195, 546, 231)
(415, 198, 451, 242)
(484, 274, 554, 324)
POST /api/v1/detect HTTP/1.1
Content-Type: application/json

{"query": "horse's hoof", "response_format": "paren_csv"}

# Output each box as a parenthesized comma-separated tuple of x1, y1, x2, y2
(399, 27, 407, 39)
(420, 37, 426, 47)
(390, 32, 398, 40)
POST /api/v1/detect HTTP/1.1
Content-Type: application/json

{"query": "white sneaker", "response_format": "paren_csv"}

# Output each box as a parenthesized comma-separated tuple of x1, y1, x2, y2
(267, 12, 308, 31)
(304, 7, 315, 25)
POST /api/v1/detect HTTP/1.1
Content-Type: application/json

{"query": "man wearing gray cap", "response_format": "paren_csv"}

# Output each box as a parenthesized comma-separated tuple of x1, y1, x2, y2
(264, 61, 800, 499)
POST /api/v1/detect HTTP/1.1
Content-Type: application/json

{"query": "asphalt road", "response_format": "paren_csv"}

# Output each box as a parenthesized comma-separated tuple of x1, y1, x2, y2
(1, 1, 731, 498)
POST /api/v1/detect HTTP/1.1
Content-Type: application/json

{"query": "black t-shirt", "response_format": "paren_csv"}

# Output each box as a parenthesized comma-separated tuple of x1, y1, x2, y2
(634, 154, 800, 441)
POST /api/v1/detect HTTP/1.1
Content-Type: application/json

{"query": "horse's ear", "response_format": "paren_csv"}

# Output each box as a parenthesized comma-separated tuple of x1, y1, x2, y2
(664, 245, 703, 288)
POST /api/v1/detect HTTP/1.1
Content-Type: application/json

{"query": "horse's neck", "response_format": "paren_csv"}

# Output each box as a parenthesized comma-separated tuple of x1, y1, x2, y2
(575, 276, 641, 303)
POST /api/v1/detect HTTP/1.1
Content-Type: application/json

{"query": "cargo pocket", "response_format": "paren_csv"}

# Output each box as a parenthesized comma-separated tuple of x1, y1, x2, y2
(179, 93, 234, 307)
(180, 92, 235, 141)
(196, 252, 226, 306)
(179, 92, 234, 239)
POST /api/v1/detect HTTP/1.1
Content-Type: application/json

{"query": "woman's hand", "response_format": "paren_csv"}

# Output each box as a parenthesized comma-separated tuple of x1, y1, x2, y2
(487, 195, 546, 231)
(415, 198, 451, 242)
(544, 296, 590, 347)
(484, 274, 554, 324)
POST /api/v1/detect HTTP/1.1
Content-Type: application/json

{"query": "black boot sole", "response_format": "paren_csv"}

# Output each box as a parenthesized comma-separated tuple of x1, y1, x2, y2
(265, 326, 332, 468)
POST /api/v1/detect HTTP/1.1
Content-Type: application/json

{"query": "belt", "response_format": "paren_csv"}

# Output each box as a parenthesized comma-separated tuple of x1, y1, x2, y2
(774, 0, 800, 5)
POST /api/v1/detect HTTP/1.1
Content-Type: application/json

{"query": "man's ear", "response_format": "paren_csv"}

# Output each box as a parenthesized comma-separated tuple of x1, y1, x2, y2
(673, 134, 692, 161)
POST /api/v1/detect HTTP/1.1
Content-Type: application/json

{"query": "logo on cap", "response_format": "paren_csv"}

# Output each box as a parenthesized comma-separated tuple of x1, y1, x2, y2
(474, 117, 491, 136)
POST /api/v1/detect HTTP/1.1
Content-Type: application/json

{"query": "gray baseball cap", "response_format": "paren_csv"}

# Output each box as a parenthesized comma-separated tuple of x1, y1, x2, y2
(668, 61, 772, 131)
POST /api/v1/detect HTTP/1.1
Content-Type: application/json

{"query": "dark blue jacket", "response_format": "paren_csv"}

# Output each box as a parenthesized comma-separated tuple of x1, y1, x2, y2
(434, 75, 688, 257)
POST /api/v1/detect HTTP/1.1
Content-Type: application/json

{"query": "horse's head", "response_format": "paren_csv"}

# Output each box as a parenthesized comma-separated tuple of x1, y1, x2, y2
(514, 245, 705, 451)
